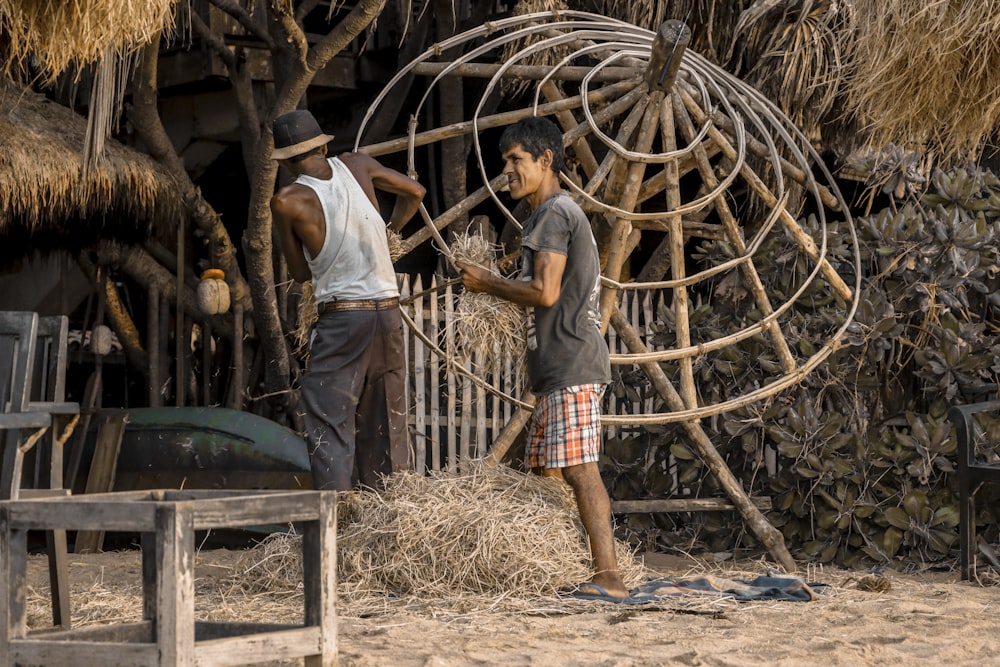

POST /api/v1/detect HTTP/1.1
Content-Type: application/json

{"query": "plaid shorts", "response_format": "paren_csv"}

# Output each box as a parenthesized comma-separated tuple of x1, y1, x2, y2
(527, 384, 606, 470)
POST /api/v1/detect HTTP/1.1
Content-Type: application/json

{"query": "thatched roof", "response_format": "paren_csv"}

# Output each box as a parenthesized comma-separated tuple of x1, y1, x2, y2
(0, 81, 185, 264)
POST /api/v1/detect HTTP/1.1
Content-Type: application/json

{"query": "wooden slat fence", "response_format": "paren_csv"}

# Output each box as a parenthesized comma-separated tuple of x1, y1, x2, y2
(401, 275, 667, 473)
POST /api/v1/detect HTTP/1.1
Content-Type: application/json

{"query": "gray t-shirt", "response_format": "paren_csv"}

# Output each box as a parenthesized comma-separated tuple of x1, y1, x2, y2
(520, 192, 611, 394)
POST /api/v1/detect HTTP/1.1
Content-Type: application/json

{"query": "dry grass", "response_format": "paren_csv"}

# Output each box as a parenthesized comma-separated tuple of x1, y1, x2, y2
(0, 77, 183, 242)
(229, 462, 644, 605)
(449, 232, 526, 371)
(0, 0, 175, 81)
(841, 0, 1000, 165)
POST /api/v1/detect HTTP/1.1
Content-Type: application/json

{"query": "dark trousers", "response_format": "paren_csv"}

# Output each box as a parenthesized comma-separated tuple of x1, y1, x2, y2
(301, 306, 409, 491)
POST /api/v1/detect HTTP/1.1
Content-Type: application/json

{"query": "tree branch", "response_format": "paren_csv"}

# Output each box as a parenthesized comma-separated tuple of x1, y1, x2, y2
(208, 0, 276, 49)
(131, 35, 252, 308)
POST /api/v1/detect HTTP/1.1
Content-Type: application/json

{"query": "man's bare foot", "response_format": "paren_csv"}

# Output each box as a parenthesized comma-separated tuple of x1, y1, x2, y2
(586, 572, 629, 599)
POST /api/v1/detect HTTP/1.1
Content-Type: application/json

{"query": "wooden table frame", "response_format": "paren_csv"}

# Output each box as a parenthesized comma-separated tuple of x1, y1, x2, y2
(1, 489, 337, 666)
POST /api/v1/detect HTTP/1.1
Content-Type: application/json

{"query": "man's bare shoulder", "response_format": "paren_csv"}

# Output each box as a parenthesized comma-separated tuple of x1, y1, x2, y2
(272, 181, 312, 201)
(335, 151, 376, 168)
(271, 182, 318, 214)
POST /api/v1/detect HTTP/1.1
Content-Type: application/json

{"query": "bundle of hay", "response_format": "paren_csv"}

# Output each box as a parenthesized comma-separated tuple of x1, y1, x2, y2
(230, 462, 645, 601)
(841, 0, 1000, 164)
(449, 232, 526, 372)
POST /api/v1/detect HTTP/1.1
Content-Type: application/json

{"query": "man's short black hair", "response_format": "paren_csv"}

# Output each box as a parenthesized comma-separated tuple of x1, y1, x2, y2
(498, 116, 565, 174)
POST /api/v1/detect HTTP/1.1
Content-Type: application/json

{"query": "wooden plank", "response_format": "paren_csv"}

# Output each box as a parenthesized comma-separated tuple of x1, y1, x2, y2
(611, 497, 772, 513)
(156, 503, 195, 665)
(193, 621, 300, 640)
(193, 628, 323, 666)
(412, 276, 426, 474)
(28, 621, 153, 643)
(445, 283, 457, 472)
(75, 413, 127, 553)
(430, 277, 441, 472)
(460, 357, 472, 466)
(476, 353, 487, 458)
(9, 640, 156, 666)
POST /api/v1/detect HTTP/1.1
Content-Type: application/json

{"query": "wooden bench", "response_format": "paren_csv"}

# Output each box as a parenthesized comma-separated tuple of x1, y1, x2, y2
(0, 489, 337, 666)
(947, 400, 1000, 580)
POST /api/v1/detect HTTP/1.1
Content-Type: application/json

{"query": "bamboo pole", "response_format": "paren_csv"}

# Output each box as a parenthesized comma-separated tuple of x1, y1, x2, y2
(598, 91, 663, 332)
(359, 78, 640, 158)
(609, 308, 796, 573)
(586, 98, 648, 267)
(658, 95, 697, 408)
(399, 175, 506, 258)
(411, 62, 642, 82)
(540, 80, 600, 179)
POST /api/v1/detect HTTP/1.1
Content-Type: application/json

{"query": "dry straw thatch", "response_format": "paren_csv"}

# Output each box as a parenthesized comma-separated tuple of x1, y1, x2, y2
(448, 232, 526, 372)
(0, 79, 183, 260)
(0, 0, 176, 81)
(841, 0, 1000, 165)
(230, 462, 645, 602)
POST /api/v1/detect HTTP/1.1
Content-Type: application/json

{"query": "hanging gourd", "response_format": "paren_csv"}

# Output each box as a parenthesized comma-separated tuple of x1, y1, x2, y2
(197, 268, 230, 315)
(90, 324, 114, 356)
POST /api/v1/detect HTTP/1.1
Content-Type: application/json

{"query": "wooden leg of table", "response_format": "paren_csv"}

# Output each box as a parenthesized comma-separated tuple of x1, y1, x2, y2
(303, 491, 338, 667)
(156, 504, 195, 666)
(46, 528, 72, 628)
(1, 509, 29, 663)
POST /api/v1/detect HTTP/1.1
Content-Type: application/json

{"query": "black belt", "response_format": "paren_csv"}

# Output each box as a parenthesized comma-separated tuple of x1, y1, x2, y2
(316, 297, 399, 315)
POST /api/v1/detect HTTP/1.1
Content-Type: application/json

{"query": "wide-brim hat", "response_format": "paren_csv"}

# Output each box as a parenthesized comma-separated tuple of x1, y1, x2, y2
(271, 110, 335, 160)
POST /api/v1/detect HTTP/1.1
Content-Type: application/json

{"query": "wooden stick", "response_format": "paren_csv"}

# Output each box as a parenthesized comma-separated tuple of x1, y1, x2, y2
(399, 174, 507, 258)
(411, 61, 642, 82)
(598, 91, 663, 332)
(609, 308, 796, 573)
(677, 87, 852, 301)
(676, 78, 841, 211)
(658, 94, 697, 409)
(359, 78, 640, 158)
(540, 80, 600, 179)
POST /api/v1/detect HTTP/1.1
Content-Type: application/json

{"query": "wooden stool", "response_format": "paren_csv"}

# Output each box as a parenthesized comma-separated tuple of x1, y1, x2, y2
(1, 489, 337, 666)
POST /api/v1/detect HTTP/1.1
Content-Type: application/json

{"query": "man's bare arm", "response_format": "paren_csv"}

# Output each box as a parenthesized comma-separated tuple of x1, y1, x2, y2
(270, 189, 315, 283)
(344, 152, 427, 231)
(457, 251, 565, 308)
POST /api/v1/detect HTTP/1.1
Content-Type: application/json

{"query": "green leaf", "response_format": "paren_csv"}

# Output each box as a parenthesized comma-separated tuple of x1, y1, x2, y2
(884, 507, 911, 530)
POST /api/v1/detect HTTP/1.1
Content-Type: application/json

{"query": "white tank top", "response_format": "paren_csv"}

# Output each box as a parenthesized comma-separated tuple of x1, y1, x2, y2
(295, 157, 399, 302)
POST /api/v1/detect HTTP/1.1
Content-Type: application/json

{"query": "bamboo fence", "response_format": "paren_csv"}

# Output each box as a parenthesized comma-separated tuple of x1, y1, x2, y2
(399, 274, 666, 474)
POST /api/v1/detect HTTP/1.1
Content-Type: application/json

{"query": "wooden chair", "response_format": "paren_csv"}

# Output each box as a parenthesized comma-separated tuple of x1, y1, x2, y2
(947, 400, 1000, 580)
(0, 311, 50, 498)
(0, 311, 74, 627)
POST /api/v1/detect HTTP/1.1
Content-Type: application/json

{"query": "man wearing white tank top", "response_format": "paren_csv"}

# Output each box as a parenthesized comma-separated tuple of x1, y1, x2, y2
(270, 110, 426, 491)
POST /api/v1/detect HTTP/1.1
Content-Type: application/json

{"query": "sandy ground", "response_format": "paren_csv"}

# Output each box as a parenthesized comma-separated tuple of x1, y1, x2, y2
(20, 549, 1000, 667)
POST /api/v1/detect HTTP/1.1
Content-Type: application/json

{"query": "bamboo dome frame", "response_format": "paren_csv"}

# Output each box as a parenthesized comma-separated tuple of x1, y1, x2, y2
(356, 10, 862, 427)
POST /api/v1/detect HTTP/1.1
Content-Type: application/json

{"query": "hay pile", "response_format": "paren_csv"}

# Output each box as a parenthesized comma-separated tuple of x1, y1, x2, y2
(229, 462, 644, 602)
(842, 0, 1000, 164)
(450, 232, 526, 371)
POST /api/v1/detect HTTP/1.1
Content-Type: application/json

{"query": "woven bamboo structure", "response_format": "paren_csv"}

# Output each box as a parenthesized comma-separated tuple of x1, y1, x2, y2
(357, 10, 861, 426)
(353, 11, 864, 571)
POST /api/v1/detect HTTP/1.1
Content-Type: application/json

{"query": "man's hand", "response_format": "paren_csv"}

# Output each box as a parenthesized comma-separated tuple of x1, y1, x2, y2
(455, 261, 492, 293)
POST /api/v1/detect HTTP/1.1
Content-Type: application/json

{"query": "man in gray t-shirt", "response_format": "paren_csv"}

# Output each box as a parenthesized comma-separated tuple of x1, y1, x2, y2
(457, 117, 627, 602)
